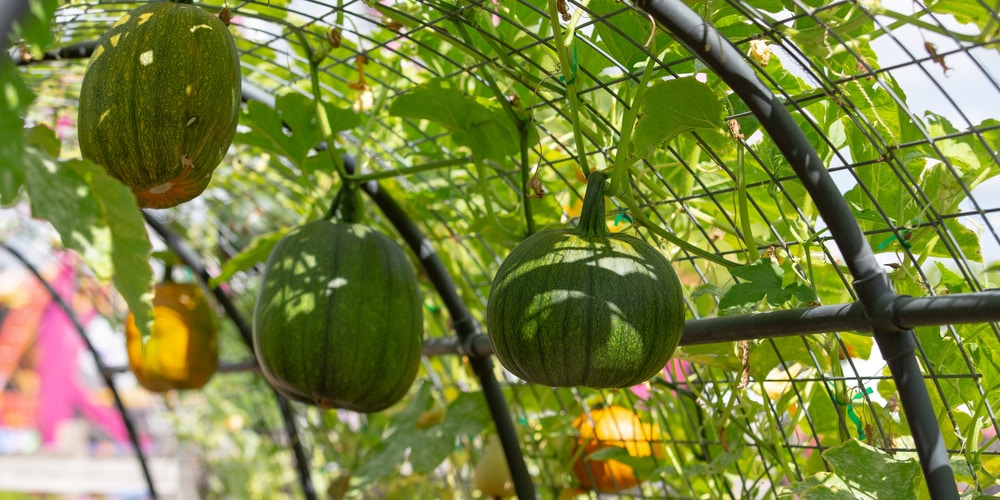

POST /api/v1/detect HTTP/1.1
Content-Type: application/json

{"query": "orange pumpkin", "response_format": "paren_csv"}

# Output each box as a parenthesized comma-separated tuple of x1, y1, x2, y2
(125, 282, 218, 392)
(571, 405, 665, 493)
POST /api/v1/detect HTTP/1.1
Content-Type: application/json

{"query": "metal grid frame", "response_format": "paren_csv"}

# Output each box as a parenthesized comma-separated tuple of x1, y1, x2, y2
(5, 0, 1000, 498)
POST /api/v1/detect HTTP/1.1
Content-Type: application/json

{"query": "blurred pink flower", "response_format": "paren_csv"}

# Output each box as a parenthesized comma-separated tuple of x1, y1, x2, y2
(629, 358, 693, 400)
(56, 114, 75, 139)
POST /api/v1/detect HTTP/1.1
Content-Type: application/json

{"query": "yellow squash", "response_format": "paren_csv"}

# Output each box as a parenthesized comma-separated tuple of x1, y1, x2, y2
(125, 281, 218, 392)
(571, 405, 665, 493)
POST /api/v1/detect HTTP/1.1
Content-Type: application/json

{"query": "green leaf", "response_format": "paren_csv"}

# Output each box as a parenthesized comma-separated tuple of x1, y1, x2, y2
(590, 0, 671, 70)
(353, 384, 434, 484)
(780, 472, 863, 499)
(928, 0, 993, 32)
(74, 159, 155, 340)
(236, 94, 358, 171)
(22, 149, 154, 338)
(823, 440, 921, 499)
(0, 54, 34, 205)
(934, 262, 968, 294)
(719, 259, 815, 309)
(388, 78, 520, 162)
(237, 98, 314, 168)
(354, 384, 491, 484)
(24, 148, 109, 275)
(675, 343, 743, 372)
(210, 229, 289, 288)
(633, 77, 722, 158)
(583, 446, 660, 478)
(25, 124, 60, 157)
(409, 391, 491, 474)
(322, 101, 362, 136)
(750, 335, 823, 380)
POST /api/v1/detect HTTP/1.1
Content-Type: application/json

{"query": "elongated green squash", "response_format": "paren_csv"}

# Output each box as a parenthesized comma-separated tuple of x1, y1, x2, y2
(78, 1, 241, 209)
(486, 171, 685, 388)
(253, 220, 424, 412)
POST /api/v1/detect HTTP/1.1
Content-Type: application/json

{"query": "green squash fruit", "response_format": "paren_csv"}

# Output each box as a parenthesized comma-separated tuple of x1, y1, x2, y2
(253, 220, 424, 412)
(78, 1, 241, 209)
(486, 171, 685, 388)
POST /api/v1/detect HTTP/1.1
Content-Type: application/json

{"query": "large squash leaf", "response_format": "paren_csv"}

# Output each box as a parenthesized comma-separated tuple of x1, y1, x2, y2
(633, 77, 722, 158)
(21, 127, 154, 338)
(389, 78, 523, 163)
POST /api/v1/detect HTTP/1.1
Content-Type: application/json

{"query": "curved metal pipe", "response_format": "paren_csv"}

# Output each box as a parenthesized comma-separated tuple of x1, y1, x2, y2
(0, 243, 158, 499)
(351, 156, 537, 499)
(634, 0, 956, 497)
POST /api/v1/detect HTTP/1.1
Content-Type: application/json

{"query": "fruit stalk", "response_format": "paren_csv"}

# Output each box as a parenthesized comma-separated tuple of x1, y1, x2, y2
(575, 171, 610, 237)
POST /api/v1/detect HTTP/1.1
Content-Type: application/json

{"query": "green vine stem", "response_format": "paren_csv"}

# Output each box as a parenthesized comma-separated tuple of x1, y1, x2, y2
(349, 157, 471, 183)
(734, 140, 759, 262)
(608, 55, 657, 198)
(547, 0, 591, 175)
(518, 124, 536, 235)
(450, 20, 537, 235)
(619, 194, 739, 269)
(293, 29, 348, 183)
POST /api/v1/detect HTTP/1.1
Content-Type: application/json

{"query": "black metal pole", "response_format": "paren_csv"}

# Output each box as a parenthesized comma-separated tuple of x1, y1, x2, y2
(143, 214, 318, 500)
(893, 292, 1000, 329)
(634, 0, 957, 497)
(351, 156, 536, 499)
(682, 291, 1000, 345)
(12, 40, 98, 65)
(0, 243, 159, 500)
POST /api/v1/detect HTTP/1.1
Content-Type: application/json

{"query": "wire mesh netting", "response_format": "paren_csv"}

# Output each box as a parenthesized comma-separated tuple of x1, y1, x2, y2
(4, 0, 1000, 498)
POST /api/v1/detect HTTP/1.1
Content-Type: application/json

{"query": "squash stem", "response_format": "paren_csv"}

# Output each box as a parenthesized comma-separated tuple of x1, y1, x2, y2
(574, 171, 610, 237)
(162, 264, 175, 283)
(325, 183, 364, 223)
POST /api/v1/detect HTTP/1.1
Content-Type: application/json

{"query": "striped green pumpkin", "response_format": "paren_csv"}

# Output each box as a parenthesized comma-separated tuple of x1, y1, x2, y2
(253, 220, 424, 412)
(486, 172, 685, 388)
(78, 0, 241, 209)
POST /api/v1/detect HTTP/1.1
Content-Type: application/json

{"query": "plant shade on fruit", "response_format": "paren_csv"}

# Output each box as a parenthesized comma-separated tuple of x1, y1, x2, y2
(571, 405, 665, 493)
(486, 171, 685, 388)
(125, 281, 219, 392)
(252, 220, 423, 413)
(77, 1, 241, 209)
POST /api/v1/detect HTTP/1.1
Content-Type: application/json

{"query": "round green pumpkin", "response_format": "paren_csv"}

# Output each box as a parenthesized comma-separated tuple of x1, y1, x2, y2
(77, 0, 241, 209)
(486, 172, 685, 388)
(253, 220, 424, 412)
